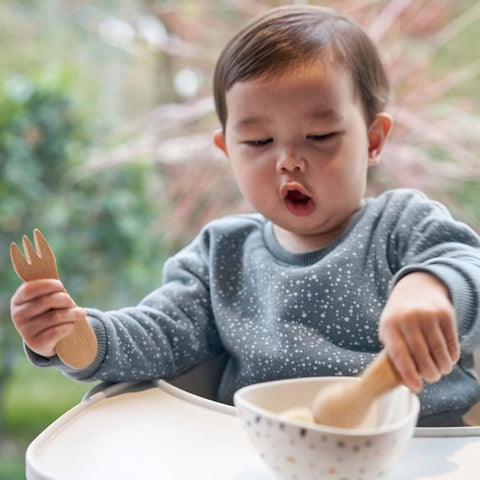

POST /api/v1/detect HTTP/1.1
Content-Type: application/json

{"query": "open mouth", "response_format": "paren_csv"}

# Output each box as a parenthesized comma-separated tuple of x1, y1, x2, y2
(282, 186, 314, 216)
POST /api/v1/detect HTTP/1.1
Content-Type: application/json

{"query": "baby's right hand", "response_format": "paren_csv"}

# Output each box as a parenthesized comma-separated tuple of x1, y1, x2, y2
(10, 279, 86, 358)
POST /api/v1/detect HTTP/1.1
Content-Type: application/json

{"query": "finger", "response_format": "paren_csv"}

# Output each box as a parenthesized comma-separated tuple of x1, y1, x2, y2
(14, 292, 77, 328)
(385, 334, 423, 392)
(422, 321, 453, 376)
(27, 322, 77, 358)
(439, 314, 460, 364)
(21, 307, 85, 344)
(36, 308, 85, 340)
(401, 321, 441, 383)
(12, 279, 65, 305)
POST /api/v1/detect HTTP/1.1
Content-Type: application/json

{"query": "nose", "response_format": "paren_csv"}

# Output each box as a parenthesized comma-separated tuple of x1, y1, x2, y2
(276, 149, 306, 173)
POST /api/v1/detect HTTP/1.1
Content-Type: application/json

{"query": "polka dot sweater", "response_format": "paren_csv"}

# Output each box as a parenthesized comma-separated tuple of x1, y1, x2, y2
(28, 189, 480, 426)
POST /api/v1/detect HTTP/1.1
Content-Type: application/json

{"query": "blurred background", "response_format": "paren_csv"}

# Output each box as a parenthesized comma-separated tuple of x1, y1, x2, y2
(1, 0, 479, 477)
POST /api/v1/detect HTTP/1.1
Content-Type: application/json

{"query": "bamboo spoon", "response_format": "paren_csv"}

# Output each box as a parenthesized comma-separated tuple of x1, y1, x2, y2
(312, 350, 404, 428)
(10, 229, 98, 369)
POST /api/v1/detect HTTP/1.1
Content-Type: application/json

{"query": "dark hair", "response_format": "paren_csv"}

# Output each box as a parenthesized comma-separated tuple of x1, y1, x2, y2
(213, 5, 389, 129)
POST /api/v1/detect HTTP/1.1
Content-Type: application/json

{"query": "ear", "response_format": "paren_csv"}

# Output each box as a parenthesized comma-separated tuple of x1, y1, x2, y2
(367, 113, 393, 166)
(212, 129, 228, 157)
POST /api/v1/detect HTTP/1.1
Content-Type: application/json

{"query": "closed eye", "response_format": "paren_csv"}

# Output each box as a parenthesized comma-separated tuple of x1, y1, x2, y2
(307, 133, 337, 141)
(244, 138, 273, 147)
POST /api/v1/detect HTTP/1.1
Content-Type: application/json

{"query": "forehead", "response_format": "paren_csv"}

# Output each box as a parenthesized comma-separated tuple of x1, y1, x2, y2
(225, 61, 359, 129)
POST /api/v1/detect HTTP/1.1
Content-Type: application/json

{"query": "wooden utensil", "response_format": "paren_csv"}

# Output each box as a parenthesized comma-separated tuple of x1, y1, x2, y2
(10, 229, 98, 369)
(312, 350, 403, 428)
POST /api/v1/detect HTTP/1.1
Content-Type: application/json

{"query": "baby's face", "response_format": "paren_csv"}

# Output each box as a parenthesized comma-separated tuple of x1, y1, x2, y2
(214, 61, 390, 252)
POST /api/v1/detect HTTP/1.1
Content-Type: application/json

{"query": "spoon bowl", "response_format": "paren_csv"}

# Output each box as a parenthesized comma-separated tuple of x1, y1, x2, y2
(312, 350, 403, 428)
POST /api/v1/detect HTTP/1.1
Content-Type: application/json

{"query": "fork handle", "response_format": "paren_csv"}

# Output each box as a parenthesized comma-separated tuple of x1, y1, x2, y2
(56, 318, 98, 369)
(54, 284, 98, 369)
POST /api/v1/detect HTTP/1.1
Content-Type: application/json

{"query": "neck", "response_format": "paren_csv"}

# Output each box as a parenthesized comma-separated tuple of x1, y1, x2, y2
(273, 225, 342, 253)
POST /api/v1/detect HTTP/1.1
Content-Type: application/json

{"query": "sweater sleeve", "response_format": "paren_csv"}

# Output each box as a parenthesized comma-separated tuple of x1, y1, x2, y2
(26, 229, 224, 382)
(388, 191, 480, 352)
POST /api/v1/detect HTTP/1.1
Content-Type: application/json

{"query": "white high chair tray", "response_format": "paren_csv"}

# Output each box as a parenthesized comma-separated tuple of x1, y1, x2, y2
(27, 380, 271, 480)
(26, 380, 480, 480)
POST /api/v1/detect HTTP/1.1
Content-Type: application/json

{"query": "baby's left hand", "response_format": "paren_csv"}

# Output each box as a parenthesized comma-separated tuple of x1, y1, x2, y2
(378, 271, 460, 392)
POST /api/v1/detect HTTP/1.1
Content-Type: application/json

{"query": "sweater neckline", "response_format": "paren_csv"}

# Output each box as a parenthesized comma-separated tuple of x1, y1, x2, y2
(262, 200, 369, 266)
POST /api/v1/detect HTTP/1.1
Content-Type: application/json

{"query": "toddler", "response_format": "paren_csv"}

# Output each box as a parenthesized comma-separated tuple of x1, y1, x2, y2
(10, 5, 480, 427)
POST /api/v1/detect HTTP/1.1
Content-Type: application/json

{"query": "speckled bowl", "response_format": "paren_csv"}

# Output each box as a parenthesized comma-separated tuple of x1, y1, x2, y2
(234, 377, 419, 480)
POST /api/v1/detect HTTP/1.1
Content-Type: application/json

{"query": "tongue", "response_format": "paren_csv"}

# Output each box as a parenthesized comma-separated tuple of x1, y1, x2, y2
(287, 190, 310, 203)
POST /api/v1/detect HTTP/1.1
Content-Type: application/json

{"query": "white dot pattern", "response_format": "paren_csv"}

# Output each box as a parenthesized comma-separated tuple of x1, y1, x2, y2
(31, 189, 480, 426)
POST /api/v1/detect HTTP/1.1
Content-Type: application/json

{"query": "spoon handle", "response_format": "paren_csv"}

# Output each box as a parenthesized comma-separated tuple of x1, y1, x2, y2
(361, 350, 403, 398)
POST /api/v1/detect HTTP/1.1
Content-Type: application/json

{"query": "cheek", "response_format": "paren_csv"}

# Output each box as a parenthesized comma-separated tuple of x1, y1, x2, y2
(232, 161, 274, 205)
(338, 137, 370, 175)
(230, 160, 257, 195)
(231, 151, 270, 182)
(319, 150, 368, 195)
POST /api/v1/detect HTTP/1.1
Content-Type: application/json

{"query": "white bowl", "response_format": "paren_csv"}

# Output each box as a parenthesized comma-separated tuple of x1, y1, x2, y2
(234, 376, 420, 480)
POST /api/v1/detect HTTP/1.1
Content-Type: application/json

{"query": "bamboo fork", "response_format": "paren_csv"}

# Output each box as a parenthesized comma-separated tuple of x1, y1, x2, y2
(10, 229, 98, 369)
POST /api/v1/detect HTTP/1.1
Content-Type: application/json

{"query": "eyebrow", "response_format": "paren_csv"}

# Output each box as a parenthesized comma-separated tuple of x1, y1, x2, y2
(232, 109, 343, 131)
(307, 109, 344, 122)
(232, 116, 269, 131)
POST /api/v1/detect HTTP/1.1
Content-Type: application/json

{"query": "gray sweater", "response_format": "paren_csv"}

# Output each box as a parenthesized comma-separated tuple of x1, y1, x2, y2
(29, 189, 480, 426)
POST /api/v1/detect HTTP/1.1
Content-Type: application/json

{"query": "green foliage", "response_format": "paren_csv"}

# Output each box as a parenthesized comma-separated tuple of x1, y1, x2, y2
(455, 181, 480, 222)
(0, 73, 171, 469)
(0, 458, 24, 480)
(0, 73, 170, 312)
(0, 74, 79, 302)
(3, 357, 93, 438)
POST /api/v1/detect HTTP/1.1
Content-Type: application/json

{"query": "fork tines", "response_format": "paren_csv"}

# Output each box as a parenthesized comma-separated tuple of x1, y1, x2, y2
(10, 229, 59, 281)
